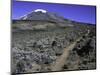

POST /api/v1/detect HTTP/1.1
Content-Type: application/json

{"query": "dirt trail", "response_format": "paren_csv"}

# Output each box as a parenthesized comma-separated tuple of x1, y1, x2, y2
(51, 31, 90, 71)
(51, 37, 82, 71)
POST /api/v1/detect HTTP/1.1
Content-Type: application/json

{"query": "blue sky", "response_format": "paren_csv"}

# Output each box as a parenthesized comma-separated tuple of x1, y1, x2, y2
(12, 0, 96, 24)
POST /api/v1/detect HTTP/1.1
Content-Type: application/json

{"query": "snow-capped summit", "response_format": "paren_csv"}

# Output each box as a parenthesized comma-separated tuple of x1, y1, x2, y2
(34, 9, 47, 13)
(20, 9, 72, 26)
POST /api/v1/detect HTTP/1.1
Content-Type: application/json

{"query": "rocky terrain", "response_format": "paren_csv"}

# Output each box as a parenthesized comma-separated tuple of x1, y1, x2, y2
(11, 10, 96, 74)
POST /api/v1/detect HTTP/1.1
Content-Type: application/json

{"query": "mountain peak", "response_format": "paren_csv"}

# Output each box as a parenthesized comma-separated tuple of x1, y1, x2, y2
(20, 9, 71, 25)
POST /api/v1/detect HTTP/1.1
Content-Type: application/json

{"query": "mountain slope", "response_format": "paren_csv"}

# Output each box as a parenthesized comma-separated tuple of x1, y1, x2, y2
(20, 9, 71, 24)
(12, 9, 96, 74)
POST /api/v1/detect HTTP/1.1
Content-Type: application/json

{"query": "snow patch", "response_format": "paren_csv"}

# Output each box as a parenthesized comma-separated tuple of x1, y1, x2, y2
(34, 9, 47, 13)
